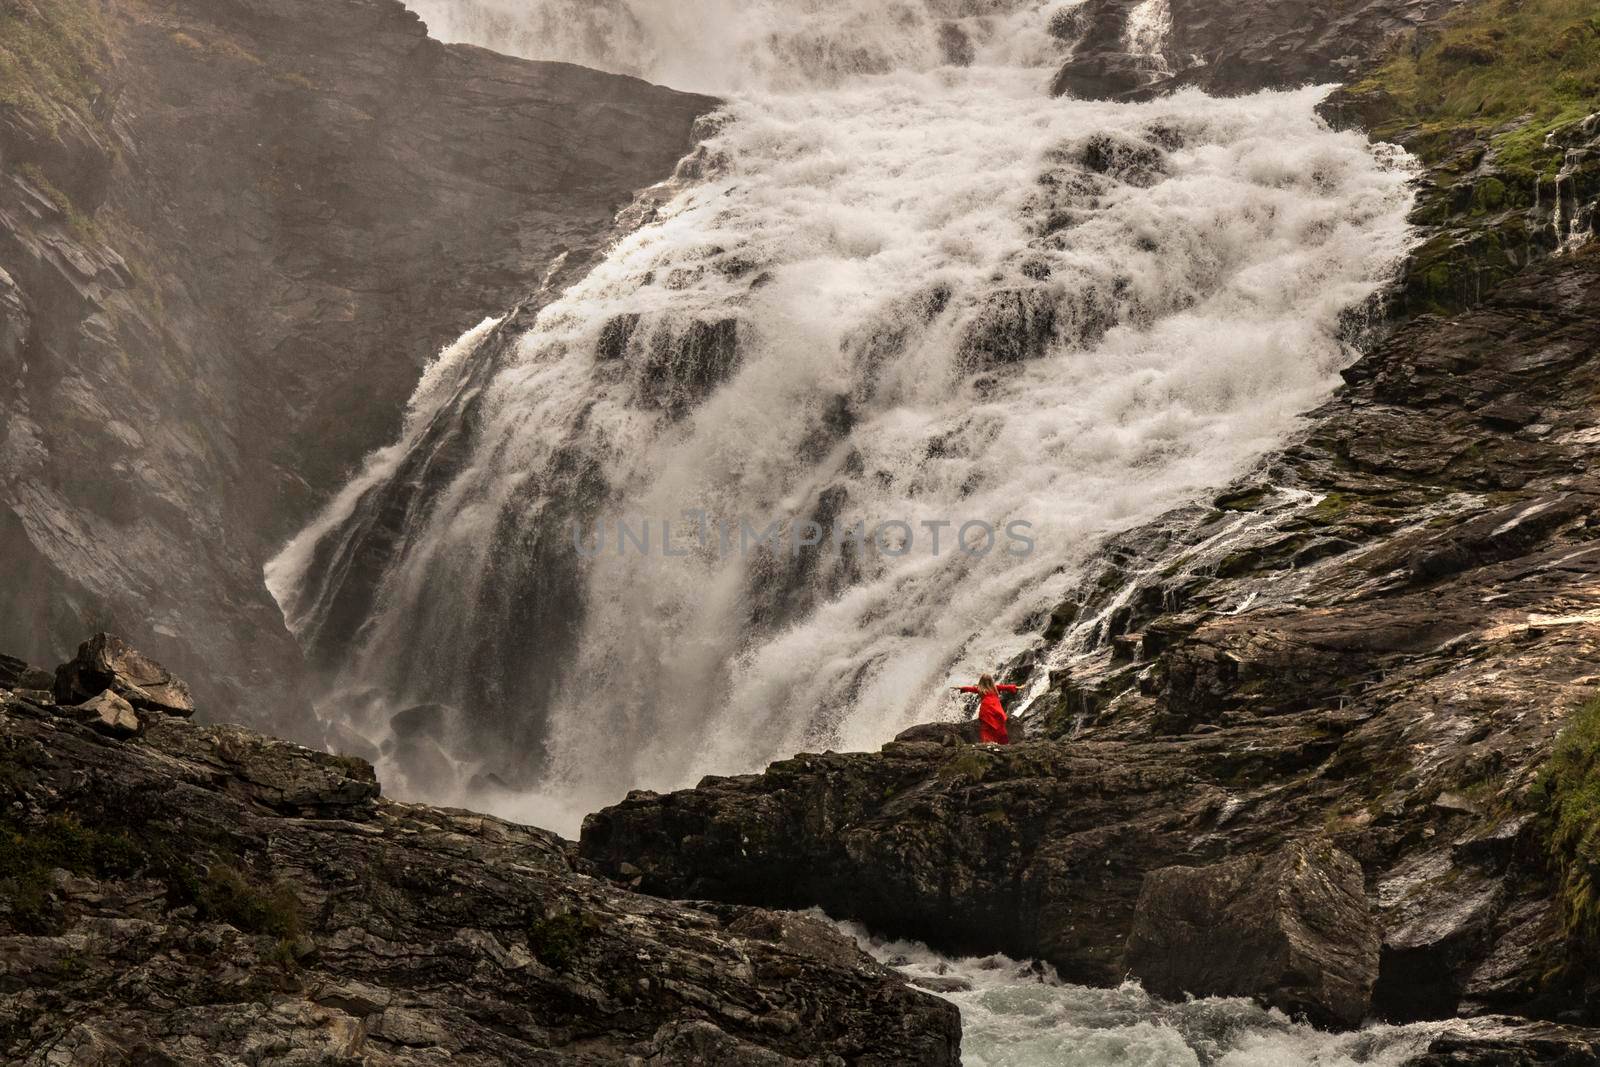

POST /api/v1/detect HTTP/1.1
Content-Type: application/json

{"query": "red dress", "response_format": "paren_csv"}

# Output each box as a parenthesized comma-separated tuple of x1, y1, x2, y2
(958, 685, 1019, 744)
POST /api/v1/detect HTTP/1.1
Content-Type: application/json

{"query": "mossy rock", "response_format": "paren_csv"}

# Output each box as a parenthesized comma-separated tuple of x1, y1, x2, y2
(938, 750, 994, 784)
(1352, 0, 1600, 181)
(528, 910, 601, 971)
(0, 0, 111, 135)
(198, 863, 304, 940)
(1538, 694, 1600, 943)
(0, 815, 144, 933)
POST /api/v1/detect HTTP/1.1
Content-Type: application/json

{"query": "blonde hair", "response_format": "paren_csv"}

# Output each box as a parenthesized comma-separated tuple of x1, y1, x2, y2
(978, 673, 996, 694)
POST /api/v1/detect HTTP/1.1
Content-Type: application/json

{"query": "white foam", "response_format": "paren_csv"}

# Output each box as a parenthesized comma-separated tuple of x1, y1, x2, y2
(834, 918, 1450, 1067)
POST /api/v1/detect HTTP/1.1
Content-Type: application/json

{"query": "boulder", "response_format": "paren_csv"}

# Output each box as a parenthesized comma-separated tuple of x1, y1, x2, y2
(54, 633, 195, 717)
(63, 689, 142, 739)
(0, 653, 54, 693)
(389, 702, 451, 740)
(1123, 840, 1379, 1029)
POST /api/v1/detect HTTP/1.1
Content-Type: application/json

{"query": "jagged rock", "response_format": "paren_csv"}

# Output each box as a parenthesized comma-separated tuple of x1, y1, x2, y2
(1123, 840, 1380, 1028)
(0, 653, 53, 693)
(640, 318, 741, 416)
(892, 721, 980, 745)
(61, 689, 142, 739)
(995, 244, 1600, 1026)
(596, 312, 642, 361)
(1403, 1016, 1600, 1065)
(0, 699, 960, 1065)
(53, 633, 194, 717)
(958, 285, 1059, 367)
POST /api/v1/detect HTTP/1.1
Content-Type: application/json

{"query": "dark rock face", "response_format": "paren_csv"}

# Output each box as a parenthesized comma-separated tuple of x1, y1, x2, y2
(581, 248, 1600, 1029)
(1124, 840, 1380, 1028)
(1038, 244, 1600, 1026)
(582, 734, 1294, 988)
(0, 652, 960, 1065)
(1048, 0, 1153, 100)
(0, 0, 713, 739)
(1054, 0, 1469, 100)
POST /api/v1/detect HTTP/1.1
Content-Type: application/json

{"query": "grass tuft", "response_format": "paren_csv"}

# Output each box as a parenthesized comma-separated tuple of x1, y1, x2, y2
(198, 863, 305, 941)
(0, 0, 111, 134)
(1538, 694, 1600, 942)
(0, 815, 143, 933)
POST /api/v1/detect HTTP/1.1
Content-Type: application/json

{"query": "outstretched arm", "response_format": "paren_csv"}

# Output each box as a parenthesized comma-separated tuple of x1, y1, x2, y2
(997, 684, 1020, 694)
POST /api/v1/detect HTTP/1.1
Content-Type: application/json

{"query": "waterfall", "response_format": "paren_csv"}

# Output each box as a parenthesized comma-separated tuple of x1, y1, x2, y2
(1123, 0, 1174, 74)
(267, 0, 1417, 834)
(399, 0, 1090, 91)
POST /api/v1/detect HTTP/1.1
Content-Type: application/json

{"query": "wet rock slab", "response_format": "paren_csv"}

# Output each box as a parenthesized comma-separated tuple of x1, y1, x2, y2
(1124, 840, 1380, 1028)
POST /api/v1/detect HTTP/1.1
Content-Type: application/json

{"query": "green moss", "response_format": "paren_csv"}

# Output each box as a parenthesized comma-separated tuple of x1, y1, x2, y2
(1470, 176, 1508, 216)
(939, 750, 992, 783)
(0, 0, 110, 134)
(18, 161, 99, 238)
(528, 911, 599, 972)
(1216, 487, 1272, 512)
(1537, 694, 1600, 942)
(1354, 0, 1600, 178)
(1310, 492, 1357, 524)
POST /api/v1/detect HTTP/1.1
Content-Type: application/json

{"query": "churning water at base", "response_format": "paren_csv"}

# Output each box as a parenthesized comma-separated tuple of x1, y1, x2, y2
(267, 2, 1417, 836)
(836, 920, 1450, 1067)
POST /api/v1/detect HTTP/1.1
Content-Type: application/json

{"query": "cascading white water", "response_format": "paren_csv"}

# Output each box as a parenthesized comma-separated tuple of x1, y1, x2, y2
(401, 0, 1091, 91)
(835, 919, 1454, 1066)
(1124, 0, 1174, 73)
(268, 0, 1417, 837)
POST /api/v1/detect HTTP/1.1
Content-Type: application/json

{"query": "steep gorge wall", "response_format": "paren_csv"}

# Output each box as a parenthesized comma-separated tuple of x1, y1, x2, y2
(0, 0, 713, 737)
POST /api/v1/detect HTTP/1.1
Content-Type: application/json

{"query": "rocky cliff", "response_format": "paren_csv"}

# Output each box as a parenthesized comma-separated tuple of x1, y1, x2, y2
(0, 0, 713, 738)
(0, 638, 960, 1064)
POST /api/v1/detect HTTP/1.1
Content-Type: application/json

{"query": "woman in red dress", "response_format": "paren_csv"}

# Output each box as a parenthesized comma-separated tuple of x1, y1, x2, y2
(953, 674, 1019, 745)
